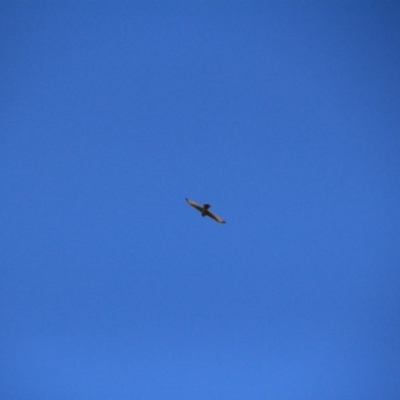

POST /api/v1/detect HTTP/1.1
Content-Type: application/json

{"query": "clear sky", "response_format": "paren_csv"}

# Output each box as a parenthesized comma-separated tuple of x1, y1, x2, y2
(1, 2, 400, 399)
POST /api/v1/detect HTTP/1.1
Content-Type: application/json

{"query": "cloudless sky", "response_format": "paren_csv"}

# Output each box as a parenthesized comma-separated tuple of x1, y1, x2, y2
(1, 2, 400, 399)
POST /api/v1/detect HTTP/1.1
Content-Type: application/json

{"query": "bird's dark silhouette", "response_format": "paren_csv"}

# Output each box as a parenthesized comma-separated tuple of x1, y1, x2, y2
(186, 198, 226, 223)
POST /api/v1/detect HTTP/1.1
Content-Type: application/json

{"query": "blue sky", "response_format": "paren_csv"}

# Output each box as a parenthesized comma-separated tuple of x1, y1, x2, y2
(1, 2, 400, 399)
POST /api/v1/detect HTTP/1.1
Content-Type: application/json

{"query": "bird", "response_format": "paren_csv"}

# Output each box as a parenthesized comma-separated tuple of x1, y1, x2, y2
(186, 198, 226, 223)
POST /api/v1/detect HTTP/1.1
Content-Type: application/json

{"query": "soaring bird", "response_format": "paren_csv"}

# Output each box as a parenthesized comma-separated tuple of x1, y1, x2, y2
(186, 198, 226, 223)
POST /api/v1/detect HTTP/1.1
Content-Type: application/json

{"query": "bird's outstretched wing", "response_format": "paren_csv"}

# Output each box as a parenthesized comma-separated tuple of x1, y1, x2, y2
(186, 198, 203, 212)
(205, 210, 226, 223)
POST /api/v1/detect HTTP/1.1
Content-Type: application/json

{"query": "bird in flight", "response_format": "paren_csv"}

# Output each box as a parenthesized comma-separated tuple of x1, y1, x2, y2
(186, 198, 226, 223)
